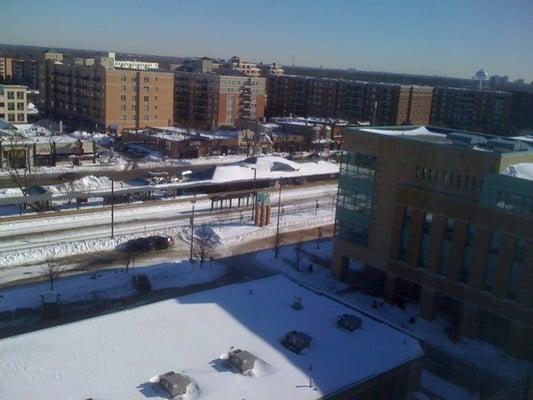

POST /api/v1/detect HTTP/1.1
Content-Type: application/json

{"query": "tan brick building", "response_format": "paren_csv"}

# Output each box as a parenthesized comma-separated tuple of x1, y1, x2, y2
(0, 57, 13, 81)
(41, 53, 173, 131)
(174, 71, 266, 129)
(0, 84, 27, 123)
(332, 125, 533, 360)
(266, 74, 433, 126)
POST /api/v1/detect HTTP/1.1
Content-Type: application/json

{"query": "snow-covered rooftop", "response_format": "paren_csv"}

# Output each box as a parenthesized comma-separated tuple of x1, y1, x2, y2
(0, 275, 423, 400)
(359, 126, 447, 138)
(502, 163, 533, 181)
(210, 155, 338, 183)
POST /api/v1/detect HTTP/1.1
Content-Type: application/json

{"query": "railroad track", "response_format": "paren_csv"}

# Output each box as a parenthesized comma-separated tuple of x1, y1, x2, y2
(0, 179, 337, 224)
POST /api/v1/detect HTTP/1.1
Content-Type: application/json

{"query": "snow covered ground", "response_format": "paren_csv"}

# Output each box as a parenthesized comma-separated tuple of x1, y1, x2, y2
(0, 275, 422, 400)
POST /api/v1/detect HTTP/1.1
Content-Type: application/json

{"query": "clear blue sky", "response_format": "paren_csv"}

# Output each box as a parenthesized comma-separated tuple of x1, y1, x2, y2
(1, 0, 532, 80)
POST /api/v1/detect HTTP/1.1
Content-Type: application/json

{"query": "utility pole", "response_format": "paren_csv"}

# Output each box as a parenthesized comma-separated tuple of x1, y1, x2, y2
(111, 178, 115, 239)
(189, 199, 196, 262)
(251, 167, 257, 220)
(275, 178, 283, 259)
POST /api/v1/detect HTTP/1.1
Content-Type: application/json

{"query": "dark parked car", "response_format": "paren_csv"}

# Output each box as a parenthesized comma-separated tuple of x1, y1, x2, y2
(124, 236, 174, 253)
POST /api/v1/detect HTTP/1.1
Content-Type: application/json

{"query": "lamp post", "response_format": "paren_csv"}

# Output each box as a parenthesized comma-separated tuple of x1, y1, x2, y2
(189, 199, 196, 262)
(275, 177, 283, 259)
(251, 167, 257, 219)
(111, 178, 115, 239)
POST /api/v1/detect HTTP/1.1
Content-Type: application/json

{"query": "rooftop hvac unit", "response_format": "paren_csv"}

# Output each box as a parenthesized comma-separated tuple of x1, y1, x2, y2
(291, 296, 303, 310)
(158, 371, 193, 399)
(487, 138, 528, 153)
(281, 330, 312, 354)
(227, 349, 259, 374)
(337, 313, 363, 332)
(447, 132, 487, 147)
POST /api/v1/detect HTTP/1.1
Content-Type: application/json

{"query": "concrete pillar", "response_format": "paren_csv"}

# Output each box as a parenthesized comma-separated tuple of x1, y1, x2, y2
(427, 215, 446, 275)
(507, 320, 527, 358)
(384, 273, 397, 304)
(265, 205, 271, 225)
(259, 206, 266, 227)
(331, 252, 349, 281)
(254, 205, 260, 226)
(419, 287, 436, 321)
(459, 304, 479, 339)
(447, 220, 468, 282)
(468, 227, 492, 290)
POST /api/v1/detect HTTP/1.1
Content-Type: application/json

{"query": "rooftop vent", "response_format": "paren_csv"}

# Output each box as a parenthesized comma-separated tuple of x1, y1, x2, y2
(227, 349, 259, 374)
(291, 296, 303, 310)
(487, 138, 528, 153)
(337, 313, 363, 332)
(158, 371, 193, 399)
(447, 132, 487, 147)
(281, 330, 312, 354)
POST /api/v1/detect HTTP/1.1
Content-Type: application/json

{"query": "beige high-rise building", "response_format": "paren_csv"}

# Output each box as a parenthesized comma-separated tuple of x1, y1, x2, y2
(0, 57, 13, 81)
(41, 53, 174, 131)
(0, 84, 27, 124)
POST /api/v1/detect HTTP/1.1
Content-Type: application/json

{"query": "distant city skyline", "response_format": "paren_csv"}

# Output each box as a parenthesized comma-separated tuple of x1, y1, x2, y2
(1, 0, 532, 81)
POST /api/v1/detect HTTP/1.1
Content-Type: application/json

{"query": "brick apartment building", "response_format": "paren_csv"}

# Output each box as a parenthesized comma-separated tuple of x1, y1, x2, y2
(40, 52, 174, 131)
(431, 87, 512, 134)
(0, 84, 27, 123)
(266, 74, 434, 126)
(0, 57, 13, 82)
(12, 59, 39, 89)
(332, 125, 533, 359)
(174, 70, 266, 129)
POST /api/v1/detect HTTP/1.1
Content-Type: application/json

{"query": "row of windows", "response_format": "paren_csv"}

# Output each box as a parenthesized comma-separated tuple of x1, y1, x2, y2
(120, 114, 158, 121)
(335, 152, 377, 246)
(0, 102, 25, 111)
(415, 165, 482, 191)
(5, 91, 24, 100)
(0, 113, 25, 122)
(399, 208, 526, 303)
(120, 76, 158, 83)
(495, 191, 533, 216)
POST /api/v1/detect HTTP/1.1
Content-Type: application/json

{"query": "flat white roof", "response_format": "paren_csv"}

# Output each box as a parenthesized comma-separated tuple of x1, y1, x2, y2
(0, 275, 422, 400)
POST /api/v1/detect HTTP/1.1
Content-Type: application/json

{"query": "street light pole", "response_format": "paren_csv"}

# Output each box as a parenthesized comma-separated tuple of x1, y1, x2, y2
(275, 177, 283, 259)
(251, 167, 257, 220)
(189, 199, 196, 262)
(111, 178, 115, 239)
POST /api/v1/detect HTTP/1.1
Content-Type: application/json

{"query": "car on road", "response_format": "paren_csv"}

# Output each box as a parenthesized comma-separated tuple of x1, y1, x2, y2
(124, 235, 174, 253)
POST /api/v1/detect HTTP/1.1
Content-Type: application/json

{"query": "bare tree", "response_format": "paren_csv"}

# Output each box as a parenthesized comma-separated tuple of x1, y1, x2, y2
(3, 134, 35, 192)
(192, 224, 217, 268)
(42, 258, 61, 291)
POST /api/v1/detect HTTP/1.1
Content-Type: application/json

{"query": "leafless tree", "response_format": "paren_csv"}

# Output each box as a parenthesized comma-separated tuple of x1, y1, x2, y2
(42, 258, 61, 291)
(192, 224, 216, 268)
(3, 134, 35, 193)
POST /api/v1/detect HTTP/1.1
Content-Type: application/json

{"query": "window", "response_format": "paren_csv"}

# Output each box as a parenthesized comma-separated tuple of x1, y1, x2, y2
(121, 75, 127, 82)
(16, 103, 24, 110)
(144, 77, 149, 83)
(121, 85, 126, 91)
(7, 92, 14, 99)
(399, 208, 412, 261)
(131, 105, 136, 111)
(484, 232, 501, 292)
(144, 104, 149, 112)
(144, 114, 149, 120)
(144, 85, 149, 91)
(418, 212, 432, 268)
(121, 114, 126, 120)
(120, 95, 126, 102)
(461, 224, 476, 284)
(16, 91, 24, 99)
(144, 96, 149, 102)
(335, 152, 377, 246)
(16, 113, 24, 122)
(0, 102, 4, 107)
(7, 103, 15, 110)
(120, 105, 126, 111)
(438, 218, 454, 276)
(507, 239, 524, 301)
(8, 114, 15, 121)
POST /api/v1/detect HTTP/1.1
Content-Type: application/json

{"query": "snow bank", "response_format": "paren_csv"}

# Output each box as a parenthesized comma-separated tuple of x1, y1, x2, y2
(46, 175, 121, 193)
(360, 126, 446, 137)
